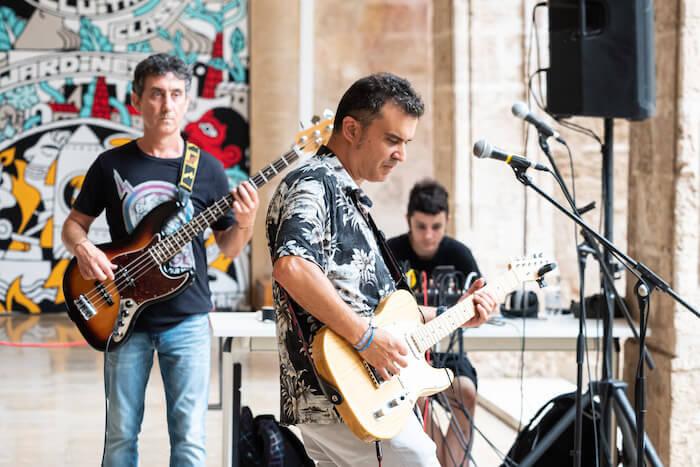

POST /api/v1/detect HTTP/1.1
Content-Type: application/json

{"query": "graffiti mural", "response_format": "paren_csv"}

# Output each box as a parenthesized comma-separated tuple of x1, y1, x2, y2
(0, 0, 250, 313)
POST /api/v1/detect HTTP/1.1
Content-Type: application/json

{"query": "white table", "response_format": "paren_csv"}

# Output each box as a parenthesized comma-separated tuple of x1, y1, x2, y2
(209, 311, 638, 467)
(209, 312, 276, 467)
(460, 313, 636, 351)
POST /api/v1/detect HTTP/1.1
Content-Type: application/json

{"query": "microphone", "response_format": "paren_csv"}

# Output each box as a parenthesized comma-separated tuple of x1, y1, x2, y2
(511, 101, 564, 143)
(473, 139, 549, 172)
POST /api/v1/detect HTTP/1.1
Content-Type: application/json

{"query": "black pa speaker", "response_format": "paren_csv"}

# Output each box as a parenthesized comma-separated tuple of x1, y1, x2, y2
(546, 0, 656, 120)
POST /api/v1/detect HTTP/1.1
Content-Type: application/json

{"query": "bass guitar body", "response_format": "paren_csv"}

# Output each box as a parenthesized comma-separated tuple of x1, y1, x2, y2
(62, 201, 192, 351)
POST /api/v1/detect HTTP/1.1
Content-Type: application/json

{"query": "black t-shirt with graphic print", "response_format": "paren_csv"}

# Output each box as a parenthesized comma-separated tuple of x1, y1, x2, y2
(73, 140, 235, 332)
(387, 233, 481, 287)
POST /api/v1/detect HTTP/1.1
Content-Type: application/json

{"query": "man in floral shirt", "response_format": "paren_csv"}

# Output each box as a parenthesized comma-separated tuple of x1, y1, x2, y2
(266, 73, 497, 466)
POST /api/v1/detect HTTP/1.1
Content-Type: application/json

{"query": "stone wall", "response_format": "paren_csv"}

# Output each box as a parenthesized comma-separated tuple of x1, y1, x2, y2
(626, 0, 700, 464)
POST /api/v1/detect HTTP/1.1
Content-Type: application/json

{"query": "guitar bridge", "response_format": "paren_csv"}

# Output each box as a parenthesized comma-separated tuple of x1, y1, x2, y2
(363, 361, 384, 387)
(74, 295, 97, 320)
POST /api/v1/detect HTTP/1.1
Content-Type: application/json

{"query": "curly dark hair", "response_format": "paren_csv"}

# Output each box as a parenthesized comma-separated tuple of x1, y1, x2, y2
(132, 53, 192, 97)
(407, 179, 449, 217)
(333, 72, 424, 132)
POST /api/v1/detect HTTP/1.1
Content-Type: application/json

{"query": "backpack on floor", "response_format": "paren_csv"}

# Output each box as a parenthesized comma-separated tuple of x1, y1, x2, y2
(501, 391, 602, 467)
(239, 405, 314, 467)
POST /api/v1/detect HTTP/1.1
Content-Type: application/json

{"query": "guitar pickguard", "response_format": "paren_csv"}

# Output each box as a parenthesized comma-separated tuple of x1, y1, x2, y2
(111, 298, 138, 344)
(365, 321, 451, 423)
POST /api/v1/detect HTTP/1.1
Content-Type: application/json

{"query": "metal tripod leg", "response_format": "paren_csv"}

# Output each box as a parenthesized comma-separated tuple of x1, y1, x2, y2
(610, 382, 663, 467)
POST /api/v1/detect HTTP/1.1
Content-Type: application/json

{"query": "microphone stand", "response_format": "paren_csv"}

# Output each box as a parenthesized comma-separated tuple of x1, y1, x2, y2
(511, 159, 697, 467)
(537, 133, 656, 467)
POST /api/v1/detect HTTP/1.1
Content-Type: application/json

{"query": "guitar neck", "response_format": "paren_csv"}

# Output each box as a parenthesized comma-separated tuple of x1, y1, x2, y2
(410, 271, 516, 353)
(151, 149, 300, 263)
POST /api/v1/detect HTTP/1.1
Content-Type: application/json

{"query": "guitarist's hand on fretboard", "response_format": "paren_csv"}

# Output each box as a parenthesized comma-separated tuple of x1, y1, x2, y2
(359, 327, 410, 381)
(230, 181, 259, 229)
(458, 278, 499, 328)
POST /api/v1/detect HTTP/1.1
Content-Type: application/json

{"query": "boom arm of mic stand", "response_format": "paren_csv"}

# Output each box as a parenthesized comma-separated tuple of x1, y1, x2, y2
(532, 135, 700, 318)
(583, 231, 656, 369)
(510, 166, 700, 319)
(538, 133, 655, 369)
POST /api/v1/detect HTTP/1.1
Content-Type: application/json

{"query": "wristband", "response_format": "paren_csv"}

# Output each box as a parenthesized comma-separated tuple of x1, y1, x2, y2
(357, 325, 376, 352)
(353, 317, 374, 351)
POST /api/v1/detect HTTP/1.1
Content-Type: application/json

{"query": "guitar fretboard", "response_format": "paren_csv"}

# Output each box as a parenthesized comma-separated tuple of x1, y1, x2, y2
(149, 149, 301, 265)
(409, 271, 517, 353)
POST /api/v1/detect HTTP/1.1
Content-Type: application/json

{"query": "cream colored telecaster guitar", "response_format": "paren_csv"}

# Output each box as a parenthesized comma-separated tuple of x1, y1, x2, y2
(311, 254, 555, 442)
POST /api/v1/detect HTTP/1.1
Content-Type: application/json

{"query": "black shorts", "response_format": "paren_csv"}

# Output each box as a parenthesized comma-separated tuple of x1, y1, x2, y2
(431, 352, 478, 390)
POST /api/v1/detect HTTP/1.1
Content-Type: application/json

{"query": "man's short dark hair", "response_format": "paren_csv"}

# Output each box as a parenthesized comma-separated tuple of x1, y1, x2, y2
(333, 72, 424, 132)
(407, 179, 449, 217)
(132, 53, 192, 97)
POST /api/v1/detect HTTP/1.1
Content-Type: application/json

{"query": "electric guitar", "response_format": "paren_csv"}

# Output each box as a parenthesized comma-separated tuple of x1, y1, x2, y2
(311, 254, 555, 442)
(63, 113, 334, 351)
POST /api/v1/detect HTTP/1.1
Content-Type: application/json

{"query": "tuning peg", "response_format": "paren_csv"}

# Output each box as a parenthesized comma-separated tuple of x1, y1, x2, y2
(537, 263, 557, 277)
(323, 109, 334, 119)
(311, 115, 321, 124)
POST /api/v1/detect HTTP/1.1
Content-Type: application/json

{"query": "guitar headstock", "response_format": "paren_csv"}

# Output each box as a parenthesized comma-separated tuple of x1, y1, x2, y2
(293, 110, 334, 156)
(507, 253, 557, 288)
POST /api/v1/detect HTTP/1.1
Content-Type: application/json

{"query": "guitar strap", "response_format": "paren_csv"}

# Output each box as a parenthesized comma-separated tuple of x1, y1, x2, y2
(177, 142, 201, 207)
(344, 187, 411, 292)
(282, 297, 345, 407)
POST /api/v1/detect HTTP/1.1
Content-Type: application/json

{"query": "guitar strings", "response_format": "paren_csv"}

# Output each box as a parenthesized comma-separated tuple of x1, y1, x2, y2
(81, 139, 314, 304)
(77, 148, 302, 310)
(80, 150, 297, 303)
(79, 195, 232, 303)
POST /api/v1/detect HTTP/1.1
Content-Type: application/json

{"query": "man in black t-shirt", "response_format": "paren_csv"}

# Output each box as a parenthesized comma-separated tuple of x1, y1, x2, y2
(61, 54, 259, 466)
(388, 179, 481, 466)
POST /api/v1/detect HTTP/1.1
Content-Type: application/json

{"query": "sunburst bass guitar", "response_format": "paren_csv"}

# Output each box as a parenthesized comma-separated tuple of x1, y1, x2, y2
(63, 114, 334, 351)
(311, 254, 555, 442)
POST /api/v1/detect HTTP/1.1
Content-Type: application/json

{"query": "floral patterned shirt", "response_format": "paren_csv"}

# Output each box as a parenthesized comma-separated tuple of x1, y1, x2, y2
(266, 147, 397, 425)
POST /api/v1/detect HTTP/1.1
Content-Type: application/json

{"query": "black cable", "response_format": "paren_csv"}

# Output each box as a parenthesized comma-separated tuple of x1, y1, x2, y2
(518, 312, 527, 433)
(528, 68, 548, 112)
(532, 3, 547, 105)
(580, 299, 602, 467)
(467, 408, 519, 467)
(101, 335, 113, 467)
(531, 6, 611, 461)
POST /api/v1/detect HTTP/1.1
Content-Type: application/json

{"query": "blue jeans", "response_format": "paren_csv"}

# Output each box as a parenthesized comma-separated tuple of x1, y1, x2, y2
(103, 313, 211, 467)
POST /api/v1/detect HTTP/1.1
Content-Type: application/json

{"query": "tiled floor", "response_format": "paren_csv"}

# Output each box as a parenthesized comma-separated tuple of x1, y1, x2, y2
(0, 313, 516, 466)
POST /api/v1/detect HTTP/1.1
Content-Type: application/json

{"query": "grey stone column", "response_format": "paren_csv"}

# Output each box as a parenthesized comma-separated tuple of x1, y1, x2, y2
(249, 0, 301, 298)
